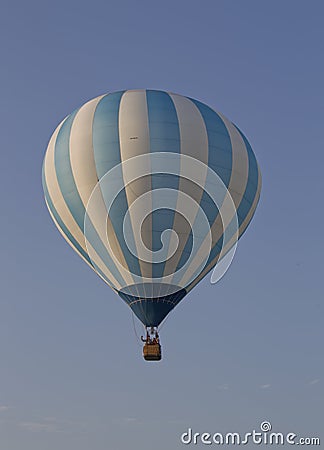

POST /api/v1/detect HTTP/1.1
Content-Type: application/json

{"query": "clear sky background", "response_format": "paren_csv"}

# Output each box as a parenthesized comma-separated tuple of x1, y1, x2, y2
(1, 1, 323, 449)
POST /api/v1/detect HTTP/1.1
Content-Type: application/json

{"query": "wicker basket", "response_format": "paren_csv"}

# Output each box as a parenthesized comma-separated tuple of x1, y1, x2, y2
(143, 343, 162, 361)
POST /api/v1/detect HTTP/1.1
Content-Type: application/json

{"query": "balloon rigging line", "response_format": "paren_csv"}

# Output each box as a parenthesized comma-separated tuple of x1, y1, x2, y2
(131, 311, 143, 347)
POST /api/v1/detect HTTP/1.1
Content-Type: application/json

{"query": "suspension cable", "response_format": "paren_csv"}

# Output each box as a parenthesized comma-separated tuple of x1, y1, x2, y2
(131, 312, 144, 347)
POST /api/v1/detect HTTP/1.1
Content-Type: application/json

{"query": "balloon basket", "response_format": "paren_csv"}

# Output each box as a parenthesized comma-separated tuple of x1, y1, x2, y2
(142, 327, 162, 361)
(143, 342, 162, 361)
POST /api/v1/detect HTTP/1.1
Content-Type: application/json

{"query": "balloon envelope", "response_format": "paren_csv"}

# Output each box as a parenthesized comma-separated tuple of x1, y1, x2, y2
(42, 89, 261, 327)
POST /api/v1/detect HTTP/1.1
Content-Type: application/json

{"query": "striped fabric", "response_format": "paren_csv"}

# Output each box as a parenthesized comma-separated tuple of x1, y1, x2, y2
(42, 89, 261, 327)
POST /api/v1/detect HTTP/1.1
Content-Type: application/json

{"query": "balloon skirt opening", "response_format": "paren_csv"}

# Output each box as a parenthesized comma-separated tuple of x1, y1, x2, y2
(118, 284, 187, 327)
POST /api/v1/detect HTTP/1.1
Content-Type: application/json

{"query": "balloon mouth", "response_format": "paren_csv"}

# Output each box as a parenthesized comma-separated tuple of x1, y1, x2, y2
(118, 283, 187, 327)
(118, 282, 185, 299)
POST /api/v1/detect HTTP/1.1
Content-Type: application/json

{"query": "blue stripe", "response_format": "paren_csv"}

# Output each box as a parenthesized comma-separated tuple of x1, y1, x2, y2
(235, 126, 259, 208)
(92, 91, 142, 279)
(42, 164, 91, 265)
(146, 90, 181, 279)
(218, 127, 259, 249)
(53, 107, 127, 288)
(190, 99, 233, 188)
(228, 127, 260, 240)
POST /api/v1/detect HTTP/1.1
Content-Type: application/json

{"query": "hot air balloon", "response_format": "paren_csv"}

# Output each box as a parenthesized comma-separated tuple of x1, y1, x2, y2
(42, 89, 261, 361)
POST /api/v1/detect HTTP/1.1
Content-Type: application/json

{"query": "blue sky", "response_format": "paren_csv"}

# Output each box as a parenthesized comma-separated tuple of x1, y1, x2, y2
(1, 1, 323, 449)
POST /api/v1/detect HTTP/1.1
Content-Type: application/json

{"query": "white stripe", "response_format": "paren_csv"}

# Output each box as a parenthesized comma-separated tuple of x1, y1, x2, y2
(69, 97, 104, 202)
(43, 112, 122, 290)
(118, 90, 152, 280)
(69, 96, 134, 287)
